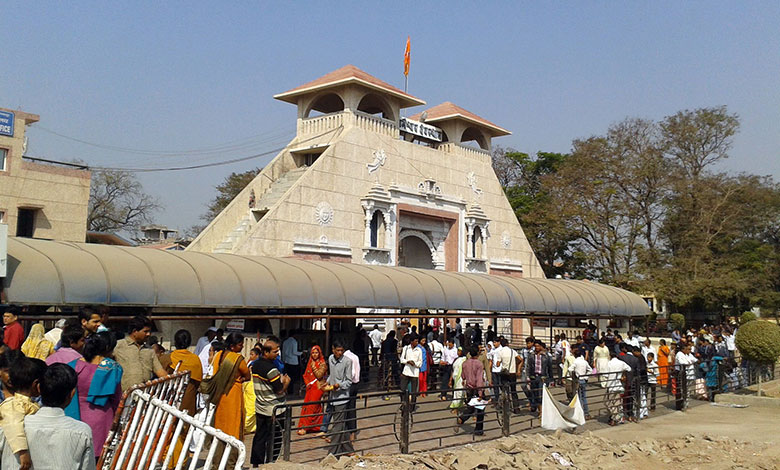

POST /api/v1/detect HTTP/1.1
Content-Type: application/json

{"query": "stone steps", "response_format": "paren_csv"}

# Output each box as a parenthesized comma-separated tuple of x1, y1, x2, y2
(213, 167, 308, 253)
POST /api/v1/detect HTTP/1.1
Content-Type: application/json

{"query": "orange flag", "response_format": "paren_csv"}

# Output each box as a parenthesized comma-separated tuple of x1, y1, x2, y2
(404, 36, 411, 77)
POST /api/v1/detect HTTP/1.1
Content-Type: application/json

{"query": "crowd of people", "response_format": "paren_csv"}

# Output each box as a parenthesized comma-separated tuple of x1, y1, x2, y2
(0, 307, 177, 469)
(0, 306, 754, 468)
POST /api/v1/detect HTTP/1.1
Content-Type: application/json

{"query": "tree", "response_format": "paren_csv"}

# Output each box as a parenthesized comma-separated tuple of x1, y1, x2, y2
(735, 320, 780, 395)
(542, 118, 670, 286)
(88, 169, 160, 232)
(492, 148, 580, 278)
(651, 173, 780, 316)
(201, 167, 261, 223)
(660, 106, 739, 182)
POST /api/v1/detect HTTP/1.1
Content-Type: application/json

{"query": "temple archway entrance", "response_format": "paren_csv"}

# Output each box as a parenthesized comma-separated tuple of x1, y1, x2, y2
(398, 233, 434, 269)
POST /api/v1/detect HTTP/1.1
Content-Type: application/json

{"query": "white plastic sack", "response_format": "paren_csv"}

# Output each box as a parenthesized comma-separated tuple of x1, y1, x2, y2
(189, 405, 210, 453)
(541, 384, 586, 430)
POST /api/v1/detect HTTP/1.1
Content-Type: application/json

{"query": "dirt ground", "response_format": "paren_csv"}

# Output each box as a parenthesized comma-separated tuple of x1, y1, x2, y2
(260, 403, 780, 470)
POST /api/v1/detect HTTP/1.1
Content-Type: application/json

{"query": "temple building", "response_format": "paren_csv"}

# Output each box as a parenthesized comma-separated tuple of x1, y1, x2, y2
(187, 65, 545, 333)
(190, 65, 541, 274)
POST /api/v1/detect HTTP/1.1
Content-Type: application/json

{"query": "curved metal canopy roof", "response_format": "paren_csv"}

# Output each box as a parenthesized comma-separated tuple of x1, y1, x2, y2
(2, 237, 650, 316)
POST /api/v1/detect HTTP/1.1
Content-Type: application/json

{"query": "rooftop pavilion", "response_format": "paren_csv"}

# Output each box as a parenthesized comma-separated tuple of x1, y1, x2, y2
(275, 65, 508, 153)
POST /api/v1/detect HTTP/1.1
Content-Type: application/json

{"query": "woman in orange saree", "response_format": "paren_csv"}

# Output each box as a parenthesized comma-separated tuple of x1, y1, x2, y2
(210, 333, 251, 469)
(657, 339, 671, 386)
(297, 345, 327, 435)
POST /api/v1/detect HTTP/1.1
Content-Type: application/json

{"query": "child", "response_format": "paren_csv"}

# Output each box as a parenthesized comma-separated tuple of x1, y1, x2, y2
(25, 363, 95, 469)
(646, 352, 659, 411)
(0, 350, 25, 401)
(0, 356, 46, 470)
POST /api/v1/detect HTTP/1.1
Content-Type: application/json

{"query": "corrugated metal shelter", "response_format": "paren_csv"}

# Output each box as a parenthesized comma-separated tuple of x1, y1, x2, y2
(1, 237, 649, 317)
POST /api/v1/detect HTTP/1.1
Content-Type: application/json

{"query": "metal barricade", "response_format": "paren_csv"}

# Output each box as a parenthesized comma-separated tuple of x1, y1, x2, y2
(105, 389, 245, 470)
(272, 358, 780, 463)
(98, 371, 191, 469)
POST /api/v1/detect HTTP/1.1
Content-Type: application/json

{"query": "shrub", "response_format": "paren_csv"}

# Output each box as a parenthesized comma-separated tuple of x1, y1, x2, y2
(739, 311, 757, 325)
(670, 313, 685, 331)
(735, 320, 780, 363)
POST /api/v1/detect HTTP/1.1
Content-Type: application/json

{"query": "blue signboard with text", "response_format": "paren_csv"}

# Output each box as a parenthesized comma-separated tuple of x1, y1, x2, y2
(0, 111, 14, 137)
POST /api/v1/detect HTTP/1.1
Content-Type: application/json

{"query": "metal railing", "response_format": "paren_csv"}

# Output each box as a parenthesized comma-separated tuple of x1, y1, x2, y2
(104, 389, 245, 470)
(98, 371, 191, 469)
(266, 357, 777, 463)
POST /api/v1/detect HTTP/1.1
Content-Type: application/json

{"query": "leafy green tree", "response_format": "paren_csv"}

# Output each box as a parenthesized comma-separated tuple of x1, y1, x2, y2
(670, 313, 686, 330)
(201, 167, 261, 223)
(740, 311, 757, 325)
(542, 118, 670, 287)
(492, 148, 580, 278)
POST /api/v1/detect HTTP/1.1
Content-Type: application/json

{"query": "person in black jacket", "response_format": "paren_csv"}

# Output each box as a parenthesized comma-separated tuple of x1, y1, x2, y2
(618, 344, 638, 422)
(526, 340, 553, 414)
(632, 346, 649, 418)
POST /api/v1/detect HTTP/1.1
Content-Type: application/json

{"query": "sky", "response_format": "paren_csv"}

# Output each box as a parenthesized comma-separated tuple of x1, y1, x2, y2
(3, 2, 779, 234)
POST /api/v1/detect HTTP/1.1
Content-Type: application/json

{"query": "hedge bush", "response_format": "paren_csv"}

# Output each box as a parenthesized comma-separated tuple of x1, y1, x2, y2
(670, 313, 686, 331)
(739, 311, 757, 325)
(735, 320, 780, 363)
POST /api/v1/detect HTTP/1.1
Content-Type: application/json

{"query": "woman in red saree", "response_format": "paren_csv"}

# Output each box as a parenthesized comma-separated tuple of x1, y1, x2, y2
(297, 345, 327, 435)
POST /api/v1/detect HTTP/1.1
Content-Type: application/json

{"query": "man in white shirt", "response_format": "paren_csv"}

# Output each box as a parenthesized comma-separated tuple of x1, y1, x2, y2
(568, 349, 593, 418)
(25, 363, 95, 470)
(194, 327, 217, 356)
(641, 338, 656, 361)
(343, 349, 361, 441)
(399, 334, 423, 408)
(723, 329, 736, 357)
(646, 352, 659, 411)
(439, 338, 458, 400)
(625, 331, 641, 349)
(369, 325, 383, 366)
(282, 330, 303, 396)
(497, 337, 519, 411)
(427, 335, 444, 395)
(487, 337, 504, 398)
(674, 344, 698, 410)
(44, 318, 67, 348)
(554, 334, 571, 383)
(605, 351, 632, 425)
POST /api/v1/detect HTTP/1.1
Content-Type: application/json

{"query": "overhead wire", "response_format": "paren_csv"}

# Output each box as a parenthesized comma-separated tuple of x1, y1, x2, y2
(33, 124, 296, 156)
(89, 126, 343, 173)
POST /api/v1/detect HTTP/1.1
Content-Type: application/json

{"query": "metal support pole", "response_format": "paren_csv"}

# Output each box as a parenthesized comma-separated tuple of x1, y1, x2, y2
(399, 392, 410, 454)
(282, 406, 293, 461)
(268, 413, 277, 462)
(325, 310, 332, 355)
(501, 385, 511, 437)
(549, 319, 553, 347)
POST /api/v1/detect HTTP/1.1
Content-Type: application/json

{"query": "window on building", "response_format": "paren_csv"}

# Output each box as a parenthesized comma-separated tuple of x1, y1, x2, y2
(369, 210, 385, 248)
(0, 148, 7, 171)
(16, 208, 36, 238)
(472, 226, 483, 258)
(0, 210, 5, 224)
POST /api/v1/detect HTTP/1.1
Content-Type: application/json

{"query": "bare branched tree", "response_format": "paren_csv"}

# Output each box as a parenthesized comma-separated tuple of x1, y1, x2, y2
(87, 169, 160, 232)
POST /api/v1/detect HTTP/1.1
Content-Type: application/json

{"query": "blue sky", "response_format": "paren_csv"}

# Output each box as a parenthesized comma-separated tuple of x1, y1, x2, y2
(3, 2, 779, 233)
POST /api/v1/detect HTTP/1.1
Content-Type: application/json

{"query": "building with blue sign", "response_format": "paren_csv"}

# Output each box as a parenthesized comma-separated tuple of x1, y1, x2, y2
(0, 107, 91, 242)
